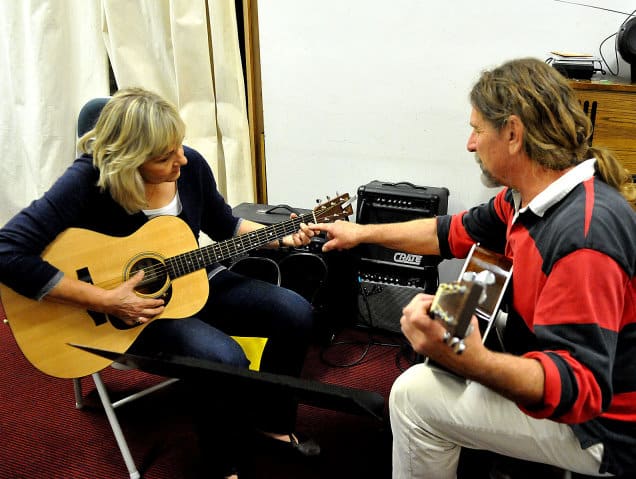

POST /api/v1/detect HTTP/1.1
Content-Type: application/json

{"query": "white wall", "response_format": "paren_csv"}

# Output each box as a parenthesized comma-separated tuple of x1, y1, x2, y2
(258, 0, 633, 280)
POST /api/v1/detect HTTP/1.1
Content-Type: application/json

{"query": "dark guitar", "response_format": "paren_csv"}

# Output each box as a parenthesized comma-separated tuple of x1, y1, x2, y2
(0, 194, 353, 378)
(428, 244, 513, 354)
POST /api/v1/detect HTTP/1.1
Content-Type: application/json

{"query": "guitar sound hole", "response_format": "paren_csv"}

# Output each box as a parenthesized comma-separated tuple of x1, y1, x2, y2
(130, 257, 169, 297)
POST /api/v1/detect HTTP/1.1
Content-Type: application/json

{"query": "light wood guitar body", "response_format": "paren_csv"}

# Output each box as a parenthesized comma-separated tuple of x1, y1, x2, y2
(1, 216, 207, 378)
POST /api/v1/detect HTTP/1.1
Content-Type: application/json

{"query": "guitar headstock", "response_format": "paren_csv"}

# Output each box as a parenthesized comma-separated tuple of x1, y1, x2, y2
(429, 270, 495, 354)
(313, 193, 355, 224)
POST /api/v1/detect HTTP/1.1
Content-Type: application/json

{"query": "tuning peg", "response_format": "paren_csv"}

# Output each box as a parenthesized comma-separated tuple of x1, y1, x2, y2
(454, 341, 466, 354)
(443, 333, 466, 354)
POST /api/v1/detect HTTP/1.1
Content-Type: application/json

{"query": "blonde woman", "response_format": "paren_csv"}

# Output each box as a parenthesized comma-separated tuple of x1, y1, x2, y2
(0, 88, 320, 479)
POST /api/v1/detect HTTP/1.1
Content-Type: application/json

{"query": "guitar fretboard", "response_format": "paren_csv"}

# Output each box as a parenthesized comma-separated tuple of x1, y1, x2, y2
(164, 211, 316, 279)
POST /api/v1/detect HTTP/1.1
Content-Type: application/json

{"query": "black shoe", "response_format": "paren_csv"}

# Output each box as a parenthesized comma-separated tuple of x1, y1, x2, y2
(259, 432, 321, 457)
(288, 433, 321, 457)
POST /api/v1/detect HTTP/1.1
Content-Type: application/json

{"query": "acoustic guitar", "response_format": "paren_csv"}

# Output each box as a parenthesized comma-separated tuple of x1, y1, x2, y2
(0, 194, 353, 379)
(428, 244, 513, 354)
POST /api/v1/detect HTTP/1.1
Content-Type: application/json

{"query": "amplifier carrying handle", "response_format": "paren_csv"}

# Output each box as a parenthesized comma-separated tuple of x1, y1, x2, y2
(381, 181, 424, 190)
(263, 204, 302, 215)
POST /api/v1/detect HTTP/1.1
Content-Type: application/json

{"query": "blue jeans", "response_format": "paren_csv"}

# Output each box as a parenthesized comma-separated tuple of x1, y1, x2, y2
(130, 268, 315, 454)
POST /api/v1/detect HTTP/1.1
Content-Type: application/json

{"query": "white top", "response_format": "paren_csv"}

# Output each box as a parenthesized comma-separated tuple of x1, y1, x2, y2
(142, 191, 182, 219)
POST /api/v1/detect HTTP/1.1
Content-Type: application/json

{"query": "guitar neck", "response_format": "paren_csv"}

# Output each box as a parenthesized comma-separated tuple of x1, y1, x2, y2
(165, 211, 315, 279)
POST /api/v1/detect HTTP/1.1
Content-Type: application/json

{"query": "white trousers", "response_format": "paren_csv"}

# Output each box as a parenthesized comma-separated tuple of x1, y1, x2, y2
(389, 363, 611, 479)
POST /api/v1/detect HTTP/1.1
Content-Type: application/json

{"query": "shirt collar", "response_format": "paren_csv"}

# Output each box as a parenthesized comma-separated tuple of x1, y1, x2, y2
(512, 158, 596, 221)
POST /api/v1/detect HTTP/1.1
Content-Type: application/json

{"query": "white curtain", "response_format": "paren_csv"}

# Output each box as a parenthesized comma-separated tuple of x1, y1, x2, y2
(0, 0, 254, 228)
(0, 0, 109, 226)
(101, 0, 254, 204)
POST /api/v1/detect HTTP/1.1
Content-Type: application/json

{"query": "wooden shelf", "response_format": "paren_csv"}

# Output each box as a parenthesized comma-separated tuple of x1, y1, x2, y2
(570, 79, 636, 175)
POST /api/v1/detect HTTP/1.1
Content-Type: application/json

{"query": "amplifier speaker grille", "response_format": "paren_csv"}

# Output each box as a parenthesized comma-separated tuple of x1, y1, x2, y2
(357, 281, 426, 333)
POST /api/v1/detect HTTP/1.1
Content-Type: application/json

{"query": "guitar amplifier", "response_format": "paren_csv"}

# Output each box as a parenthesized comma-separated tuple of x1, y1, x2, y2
(356, 259, 438, 333)
(231, 202, 358, 341)
(353, 181, 447, 333)
(356, 181, 449, 269)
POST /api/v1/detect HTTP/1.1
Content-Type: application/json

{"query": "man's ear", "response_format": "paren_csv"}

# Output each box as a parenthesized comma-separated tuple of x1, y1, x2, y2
(506, 115, 524, 154)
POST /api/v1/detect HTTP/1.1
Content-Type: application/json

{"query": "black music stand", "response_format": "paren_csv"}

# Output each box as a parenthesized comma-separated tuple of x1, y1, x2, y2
(70, 344, 386, 420)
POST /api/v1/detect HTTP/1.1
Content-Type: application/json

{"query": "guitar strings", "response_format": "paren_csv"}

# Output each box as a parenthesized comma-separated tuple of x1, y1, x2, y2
(83, 212, 314, 292)
(133, 203, 341, 283)
(84, 198, 347, 293)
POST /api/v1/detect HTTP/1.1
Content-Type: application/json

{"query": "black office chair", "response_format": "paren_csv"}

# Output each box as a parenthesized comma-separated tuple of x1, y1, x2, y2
(77, 97, 111, 137)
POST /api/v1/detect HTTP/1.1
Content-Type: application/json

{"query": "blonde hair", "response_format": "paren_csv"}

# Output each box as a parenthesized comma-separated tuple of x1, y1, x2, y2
(77, 88, 186, 213)
(470, 58, 636, 210)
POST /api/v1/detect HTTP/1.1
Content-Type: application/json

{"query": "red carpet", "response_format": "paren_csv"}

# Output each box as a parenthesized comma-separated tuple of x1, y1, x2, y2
(0, 321, 408, 478)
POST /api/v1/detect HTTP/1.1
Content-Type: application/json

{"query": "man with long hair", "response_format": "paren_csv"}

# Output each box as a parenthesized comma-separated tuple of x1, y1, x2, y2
(311, 58, 636, 478)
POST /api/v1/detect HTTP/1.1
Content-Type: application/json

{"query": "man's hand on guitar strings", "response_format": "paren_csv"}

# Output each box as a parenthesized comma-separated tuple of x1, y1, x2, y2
(104, 270, 165, 327)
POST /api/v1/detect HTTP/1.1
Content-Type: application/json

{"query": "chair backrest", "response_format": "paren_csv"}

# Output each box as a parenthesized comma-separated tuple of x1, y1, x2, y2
(279, 252, 328, 304)
(229, 256, 281, 286)
(77, 97, 110, 137)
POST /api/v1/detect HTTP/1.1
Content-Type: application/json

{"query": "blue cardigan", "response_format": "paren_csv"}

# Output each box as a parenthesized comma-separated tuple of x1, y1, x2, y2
(0, 146, 240, 300)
